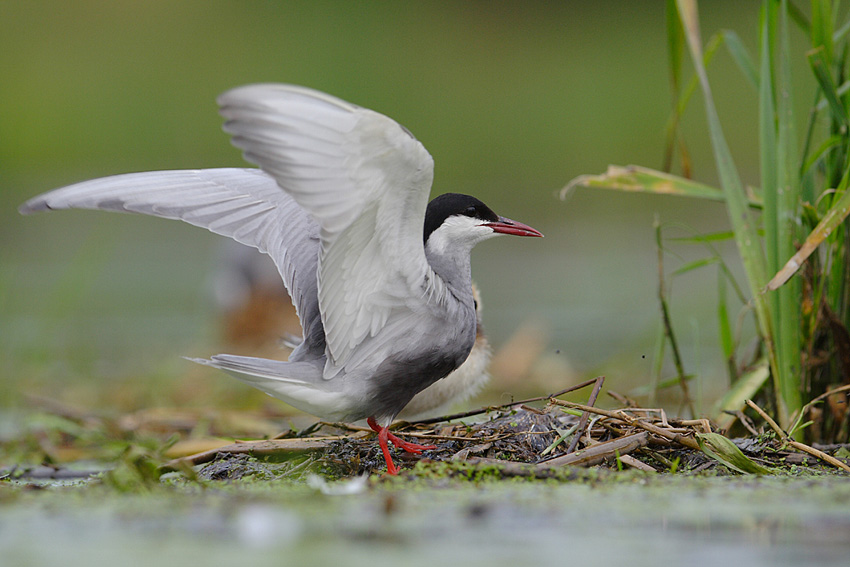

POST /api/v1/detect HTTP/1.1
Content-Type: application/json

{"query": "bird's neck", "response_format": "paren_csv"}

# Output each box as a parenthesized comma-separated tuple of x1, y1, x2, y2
(424, 245, 476, 308)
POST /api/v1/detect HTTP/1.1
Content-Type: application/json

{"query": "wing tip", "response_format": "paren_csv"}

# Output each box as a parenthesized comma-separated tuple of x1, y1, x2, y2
(184, 356, 214, 367)
(18, 198, 51, 215)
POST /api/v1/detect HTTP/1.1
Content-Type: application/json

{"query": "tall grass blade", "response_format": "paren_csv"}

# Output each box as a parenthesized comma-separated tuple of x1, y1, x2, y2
(757, 0, 785, 425)
(666, 0, 685, 90)
(721, 29, 758, 91)
(672, 256, 719, 276)
(670, 230, 735, 243)
(833, 11, 850, 43)
(801, 134, 844, 176)
(664, 0, 687, 175)
(759, 1, 778, 283)
(773, 0, 803, 426)
(785, 1, 811, 33)
(809, 48, 849, 127)
(717, 268, 735, 365)
(676, 0, 780, 419)
(811, 0, 834, 62)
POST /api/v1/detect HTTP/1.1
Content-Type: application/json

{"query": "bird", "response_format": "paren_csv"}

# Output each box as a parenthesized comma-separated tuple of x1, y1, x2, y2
(19, 84, 543, 474)
(211, 240, 492, 420)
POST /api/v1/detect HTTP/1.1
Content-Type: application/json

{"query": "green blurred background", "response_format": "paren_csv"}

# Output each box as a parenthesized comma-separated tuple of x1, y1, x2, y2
(1, 1, 808, 415)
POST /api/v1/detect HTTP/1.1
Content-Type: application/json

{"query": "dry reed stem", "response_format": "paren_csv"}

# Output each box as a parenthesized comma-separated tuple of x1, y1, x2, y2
(548, 399, 702, 451)
(567, 375, 605, 453)
(539, 432, 649, 468)
(617, 454, 658, 472)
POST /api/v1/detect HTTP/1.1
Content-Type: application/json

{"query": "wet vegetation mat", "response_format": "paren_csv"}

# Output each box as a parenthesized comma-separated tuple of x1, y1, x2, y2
(3, 379, 849, 489)
(162, 378, 850, 480)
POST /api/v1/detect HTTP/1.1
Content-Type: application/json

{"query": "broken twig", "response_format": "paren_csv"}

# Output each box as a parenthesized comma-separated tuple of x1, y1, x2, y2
(539, 432, 649, 468)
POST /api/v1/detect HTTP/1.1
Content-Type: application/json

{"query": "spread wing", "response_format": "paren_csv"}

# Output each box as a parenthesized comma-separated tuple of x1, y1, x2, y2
(218, 84, 436, 377)
(19, 168, 323, 345)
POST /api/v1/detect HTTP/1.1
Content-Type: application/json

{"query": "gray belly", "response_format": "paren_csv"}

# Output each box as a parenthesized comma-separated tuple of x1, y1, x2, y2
(365, 328, 476, 422)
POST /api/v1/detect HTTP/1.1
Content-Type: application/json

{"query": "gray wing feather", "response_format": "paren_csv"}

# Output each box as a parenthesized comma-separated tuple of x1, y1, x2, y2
(19, 168, 323, 349)
(217, 84, 436, 377)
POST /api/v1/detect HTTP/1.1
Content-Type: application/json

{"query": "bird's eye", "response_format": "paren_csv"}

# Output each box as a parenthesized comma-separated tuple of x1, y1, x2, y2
(464, 206, 477, 217)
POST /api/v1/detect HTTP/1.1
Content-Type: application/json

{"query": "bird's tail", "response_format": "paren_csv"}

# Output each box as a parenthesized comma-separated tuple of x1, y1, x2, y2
(187, 354, 354, 422)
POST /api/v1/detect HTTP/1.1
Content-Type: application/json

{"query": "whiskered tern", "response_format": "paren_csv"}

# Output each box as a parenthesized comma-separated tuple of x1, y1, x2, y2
(20, 84, 543, 474)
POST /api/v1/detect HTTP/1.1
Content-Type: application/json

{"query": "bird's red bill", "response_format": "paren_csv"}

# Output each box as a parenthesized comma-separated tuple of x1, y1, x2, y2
(485, 216, 544, 238)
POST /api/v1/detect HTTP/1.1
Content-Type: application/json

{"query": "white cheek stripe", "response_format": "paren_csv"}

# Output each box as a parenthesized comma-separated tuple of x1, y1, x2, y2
(426, 216, 494, 255)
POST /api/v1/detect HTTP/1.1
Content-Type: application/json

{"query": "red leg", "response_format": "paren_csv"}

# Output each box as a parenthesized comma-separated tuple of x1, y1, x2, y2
(368, 417, 399, 475)
(385, 430, 437, 454)
(376, 424, 399, 475)
(367, 417, 435, 474)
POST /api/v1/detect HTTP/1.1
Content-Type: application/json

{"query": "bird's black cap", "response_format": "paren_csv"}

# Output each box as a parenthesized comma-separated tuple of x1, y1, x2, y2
(423, 193, 499, 244)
